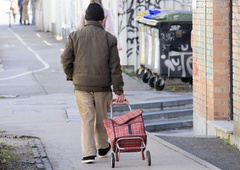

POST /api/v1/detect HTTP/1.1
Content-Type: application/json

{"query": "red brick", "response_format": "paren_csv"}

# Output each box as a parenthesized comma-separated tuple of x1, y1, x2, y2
(213, 57, 229, 62)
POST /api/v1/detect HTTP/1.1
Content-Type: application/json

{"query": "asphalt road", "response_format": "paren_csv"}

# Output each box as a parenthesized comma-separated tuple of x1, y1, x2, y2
(157, 135, 240, 170)
(0, 24, 74, 97)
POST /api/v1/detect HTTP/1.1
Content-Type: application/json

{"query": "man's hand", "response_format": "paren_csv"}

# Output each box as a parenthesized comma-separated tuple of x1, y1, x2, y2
(115, 93, 126, 102)
(117, 44, 122, 51)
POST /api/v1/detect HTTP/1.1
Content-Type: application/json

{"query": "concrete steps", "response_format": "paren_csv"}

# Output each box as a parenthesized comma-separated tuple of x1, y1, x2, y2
(112, 97, 192, 112)
(142, 108, 193, 120)
(144, 115, 193, 132)
(111, 97, 193, 132)
(143, 108, 193, 132)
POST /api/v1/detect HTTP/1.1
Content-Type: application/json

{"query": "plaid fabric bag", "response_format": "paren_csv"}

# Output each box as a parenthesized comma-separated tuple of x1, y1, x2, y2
(103, 109, 147, 152)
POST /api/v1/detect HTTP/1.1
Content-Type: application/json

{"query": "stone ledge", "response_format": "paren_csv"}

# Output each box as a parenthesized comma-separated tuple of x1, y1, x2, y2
(208, 120, 234, 134)
(208, 121, 240, 150)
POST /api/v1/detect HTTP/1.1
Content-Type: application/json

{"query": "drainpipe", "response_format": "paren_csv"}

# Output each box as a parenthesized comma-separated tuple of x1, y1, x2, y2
(229, 0, 233, 120)
(204, 0, 208, 135)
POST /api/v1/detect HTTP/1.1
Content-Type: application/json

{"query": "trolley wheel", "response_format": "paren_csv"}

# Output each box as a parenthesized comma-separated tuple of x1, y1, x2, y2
(111, 153, 115, 168)
(154, 79, 165, 91)
(148, 77, 155, 88)
(181, 78, 193, 85)
(189, 78, 193, 85)
(142, 72, 151, 83)
(181, 78, 189, 83)
(140, 70, 145, 78)
(136, 68, 144, 78)
(146, 150, 151, 166)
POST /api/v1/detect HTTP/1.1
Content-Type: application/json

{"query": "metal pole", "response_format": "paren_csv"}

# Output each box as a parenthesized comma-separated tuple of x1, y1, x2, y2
(9, 11, 11, 27)
(229, 0, 233, 120)
(6, 11, 11, 28)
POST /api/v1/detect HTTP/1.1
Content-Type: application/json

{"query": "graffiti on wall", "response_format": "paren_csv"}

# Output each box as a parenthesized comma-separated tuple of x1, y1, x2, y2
(117, 0, 192, 78)
(118, 0, 161, 59)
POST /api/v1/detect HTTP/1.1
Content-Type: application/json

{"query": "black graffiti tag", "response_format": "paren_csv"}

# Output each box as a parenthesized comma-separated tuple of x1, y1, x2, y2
(118, 0, 161, 58)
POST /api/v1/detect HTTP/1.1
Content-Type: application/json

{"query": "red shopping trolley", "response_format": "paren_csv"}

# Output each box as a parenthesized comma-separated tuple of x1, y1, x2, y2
(103, 99, 151, 168)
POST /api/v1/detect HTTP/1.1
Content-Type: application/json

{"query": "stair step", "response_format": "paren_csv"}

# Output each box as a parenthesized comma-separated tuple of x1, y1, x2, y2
(145, 117, 193, 132)
(142, 108, 193, 122)
(111, 97, 193, 113)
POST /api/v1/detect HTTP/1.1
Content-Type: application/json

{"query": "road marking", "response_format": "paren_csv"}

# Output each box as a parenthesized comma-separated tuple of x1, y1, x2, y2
(0, 28, 50, 81)
(36, 33, 41, 38)
(43, 40, 52, 46)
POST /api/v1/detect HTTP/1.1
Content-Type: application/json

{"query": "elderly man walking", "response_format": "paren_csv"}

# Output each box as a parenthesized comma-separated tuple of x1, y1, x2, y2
(61, 3, 125, 164)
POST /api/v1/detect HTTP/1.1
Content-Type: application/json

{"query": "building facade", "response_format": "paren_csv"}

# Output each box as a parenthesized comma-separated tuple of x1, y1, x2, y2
(33, 0, 191, 69)
(192, 0, 240, 149)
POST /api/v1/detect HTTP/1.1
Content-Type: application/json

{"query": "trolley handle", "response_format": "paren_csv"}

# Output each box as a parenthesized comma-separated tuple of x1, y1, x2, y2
(110, 99, 132, 118)
(111, 99, 130, 107)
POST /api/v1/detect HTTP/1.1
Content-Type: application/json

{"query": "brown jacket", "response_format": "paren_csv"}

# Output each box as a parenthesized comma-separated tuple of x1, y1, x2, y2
(61, 21, 124, 95)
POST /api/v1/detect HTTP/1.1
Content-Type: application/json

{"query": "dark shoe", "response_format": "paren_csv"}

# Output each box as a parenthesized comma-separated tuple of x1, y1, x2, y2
(98, 143, 111, 158)
(81, 156, 95, 164)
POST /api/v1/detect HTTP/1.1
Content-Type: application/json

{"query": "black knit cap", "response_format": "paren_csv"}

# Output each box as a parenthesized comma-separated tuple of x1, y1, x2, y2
(85, 3, 104, 21)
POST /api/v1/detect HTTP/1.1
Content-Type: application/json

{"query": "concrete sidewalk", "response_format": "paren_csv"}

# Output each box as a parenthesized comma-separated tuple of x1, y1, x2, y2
(0, 93, 219, 170)
(0, 23, 220, 170)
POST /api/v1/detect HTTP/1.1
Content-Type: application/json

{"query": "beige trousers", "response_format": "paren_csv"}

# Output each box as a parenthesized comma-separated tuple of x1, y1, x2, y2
(75, 90, 112, 157)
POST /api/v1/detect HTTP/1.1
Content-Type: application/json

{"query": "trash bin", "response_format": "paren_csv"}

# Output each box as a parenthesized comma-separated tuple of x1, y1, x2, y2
(135, 9, 163, 83)
(136, 9, 193, 90)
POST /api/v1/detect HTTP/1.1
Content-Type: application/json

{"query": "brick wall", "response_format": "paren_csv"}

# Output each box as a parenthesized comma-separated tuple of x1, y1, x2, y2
(233, 0, 240, 135)
(192, 0, 207, 122)
(192, 0, 230, 134)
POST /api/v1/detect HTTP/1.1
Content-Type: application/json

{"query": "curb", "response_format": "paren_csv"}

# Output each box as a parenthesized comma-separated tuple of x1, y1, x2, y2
(28, 137, 53, 170)
(0, 135, 53, 170)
